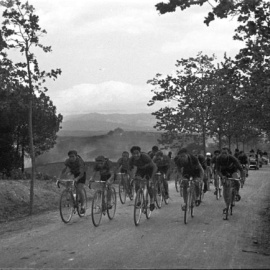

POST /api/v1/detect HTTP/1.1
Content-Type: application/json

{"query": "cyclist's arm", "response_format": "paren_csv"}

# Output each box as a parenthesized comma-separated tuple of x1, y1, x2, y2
(150, 162, 158, 180)
(89, 171, 98, 182)
(198, 162, 204, 179)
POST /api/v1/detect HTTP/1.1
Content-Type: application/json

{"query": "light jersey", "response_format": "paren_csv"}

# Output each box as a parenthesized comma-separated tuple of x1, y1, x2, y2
(64, 156, 85, 177)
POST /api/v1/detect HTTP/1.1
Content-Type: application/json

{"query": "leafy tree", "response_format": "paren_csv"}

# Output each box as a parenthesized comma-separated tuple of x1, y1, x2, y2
(0, 0, 62, 214)
(148, 52, 217, 154)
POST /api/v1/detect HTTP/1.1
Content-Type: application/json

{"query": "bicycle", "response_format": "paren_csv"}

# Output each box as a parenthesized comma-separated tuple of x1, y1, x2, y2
(90, 180, 117, 227)
(56, 179, 87, 224)
(117, 172, 134, 204)
(181, 177, 197, 224)
(133, 176, 152, 226)
(153, 172, 169, 209)
(222, 177, 241, 220)
(241, 164, 248, 188)
(214, 173, 222, 200)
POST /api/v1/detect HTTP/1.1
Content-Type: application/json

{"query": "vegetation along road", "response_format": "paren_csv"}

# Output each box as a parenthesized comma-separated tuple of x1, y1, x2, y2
(0, 167, 270, 269)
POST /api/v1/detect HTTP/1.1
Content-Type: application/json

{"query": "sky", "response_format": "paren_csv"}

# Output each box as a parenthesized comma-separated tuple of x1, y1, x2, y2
(2, 0, 244, 117)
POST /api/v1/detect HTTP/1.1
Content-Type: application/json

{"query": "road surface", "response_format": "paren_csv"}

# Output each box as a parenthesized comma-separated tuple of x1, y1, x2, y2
(0, 167, 270, 269)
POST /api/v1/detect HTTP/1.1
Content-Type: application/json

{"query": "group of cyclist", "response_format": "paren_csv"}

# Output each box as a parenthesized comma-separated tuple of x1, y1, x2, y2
(59, 145, 257, 217)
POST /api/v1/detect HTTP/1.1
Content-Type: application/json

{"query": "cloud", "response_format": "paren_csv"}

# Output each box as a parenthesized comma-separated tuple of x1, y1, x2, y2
(48, 81, 163, 115)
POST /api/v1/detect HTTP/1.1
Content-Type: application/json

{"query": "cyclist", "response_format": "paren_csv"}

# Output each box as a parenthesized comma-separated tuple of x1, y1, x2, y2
(216, 148, 244, 201)
(116, 151, 132, 197)
(129, 146, 157, 211)
(90, 155, 115, 208)
(148, 145, 159, 159)
(174, 148, 204, 210)
(197, 154, 208, 193)
(234, 148, 240, 159)
(205, 152, 213, 183)
(152, 151, 170, 199)
(238, 150, 249, 178)
(59, 150, 87, 214)
(211, 149, 221, 195)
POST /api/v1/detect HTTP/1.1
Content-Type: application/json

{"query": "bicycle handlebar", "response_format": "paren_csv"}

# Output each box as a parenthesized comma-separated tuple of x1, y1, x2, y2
(56, 179, 75, 189)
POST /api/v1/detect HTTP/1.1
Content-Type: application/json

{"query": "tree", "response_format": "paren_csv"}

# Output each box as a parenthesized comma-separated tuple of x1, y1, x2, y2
(1, 0, 62, 214)
(148, 52, 217, 154)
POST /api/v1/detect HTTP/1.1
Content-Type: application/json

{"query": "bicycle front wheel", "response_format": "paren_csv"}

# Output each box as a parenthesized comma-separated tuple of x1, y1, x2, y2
(184, 187, 190, 224)
(175, 177, 180, 193)
(77, 187, 87, 217)
(59, 190, 74, 223)
(145, 189, 151, 219)
(134, 189, 143, 226)
(91, 190, 103, 227)
(155, 180, 162, 209)
(119, 178, 127, 204)
(107, 187, 117, 220)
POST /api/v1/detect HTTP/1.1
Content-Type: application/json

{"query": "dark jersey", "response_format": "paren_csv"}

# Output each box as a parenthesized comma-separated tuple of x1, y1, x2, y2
(238, 153, 248, 164)
(216, 155, 243, 176)
(64, 156, 85, 178)
(94, 159, 113, 177)
(129, 153, 154, 170)
(174, 154, 202, 178)
(117, 157, 130, 171)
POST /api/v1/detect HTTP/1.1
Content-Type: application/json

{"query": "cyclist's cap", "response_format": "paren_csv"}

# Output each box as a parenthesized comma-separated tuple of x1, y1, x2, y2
(68, 150, 77, 156)
(95, 155, 105, 162)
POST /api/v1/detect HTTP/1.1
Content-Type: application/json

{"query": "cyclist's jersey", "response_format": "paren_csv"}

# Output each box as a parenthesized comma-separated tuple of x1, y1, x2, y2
(211, 155, 218, 171)
(216, 155, 243, 177)
(148, 151, 157, 159)
(153, 155, 171, 174)
(129, 152, 154, 170)
(116, 157, 130, 172)
(64, 155, 85, 178)
(94, 159, 113, 178)
(174, 154, 202, 178)
(238, 153, 248, 165)
(206, 157, 211, 167)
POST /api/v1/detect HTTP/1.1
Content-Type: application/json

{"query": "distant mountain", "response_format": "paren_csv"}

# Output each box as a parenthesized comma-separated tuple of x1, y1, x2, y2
(60, 113, 158, 133)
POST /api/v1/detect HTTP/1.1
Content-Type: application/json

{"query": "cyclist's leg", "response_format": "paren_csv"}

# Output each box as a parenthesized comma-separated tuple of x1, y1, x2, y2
(194, 178, 202, 206)
(77, 173, 86, 209)
(232, 172, 241, 201)
(182, 180, 188, 210)
(160, 166, 169, 197)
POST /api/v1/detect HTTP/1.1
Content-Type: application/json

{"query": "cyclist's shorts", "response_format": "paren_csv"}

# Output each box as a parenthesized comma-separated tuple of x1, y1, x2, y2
(101, 174, 111, 182)
(158, 166, 169, 175)
(136, 168, 153, 180)
(120, 169, 128, 174)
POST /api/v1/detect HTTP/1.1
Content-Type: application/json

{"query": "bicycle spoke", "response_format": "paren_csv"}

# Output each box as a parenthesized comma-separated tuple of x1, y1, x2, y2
(59, 190, 74, 223)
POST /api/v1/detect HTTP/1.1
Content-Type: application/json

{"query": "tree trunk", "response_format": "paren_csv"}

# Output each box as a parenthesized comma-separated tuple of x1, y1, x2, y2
(202, 124, 206, 156)
(21, 146, 25, 173)
(26, 45, 36, 215)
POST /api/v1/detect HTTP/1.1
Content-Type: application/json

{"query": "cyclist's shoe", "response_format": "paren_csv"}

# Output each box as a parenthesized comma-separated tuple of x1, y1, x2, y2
(150, 203, 155, 211)
(107, 204, 113, 209)
(164, 193, 169, 200)
(136, 201, 141, 207)
(214, 190, 217, 195)
(235, 194, 241, 202)
(195, 199, 201, 206)
(181, 204, 187, 211)
(80, 207, 85, 214)
(223, 208, 228, 214)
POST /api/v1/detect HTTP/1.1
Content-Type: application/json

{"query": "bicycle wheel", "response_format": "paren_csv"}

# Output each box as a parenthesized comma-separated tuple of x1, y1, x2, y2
(199, 182, 204, 202)
(77, 187, 87, 217)
(145, 189, 151, 219)
(230, 189, 236, 215)
(155, 180, 162, 209)
(59, 190, 74, 223)
(134, 189, 143, 226)
(162, 183, 169, 205)
(184, 187, 190, 224)
(129, 180, 135, 200)
(107, 187, 117, 220)
(119, 178, 126, 204)
(91, 190, 103, 227)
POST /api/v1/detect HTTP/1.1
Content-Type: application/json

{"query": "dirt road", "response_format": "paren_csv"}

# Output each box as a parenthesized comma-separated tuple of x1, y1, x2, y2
(1, 167, 270, 269)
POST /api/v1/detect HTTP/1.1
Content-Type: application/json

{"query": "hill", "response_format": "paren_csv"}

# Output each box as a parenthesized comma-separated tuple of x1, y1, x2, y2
(60, 112, 157, 132)
(36, 129, 162, 165)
